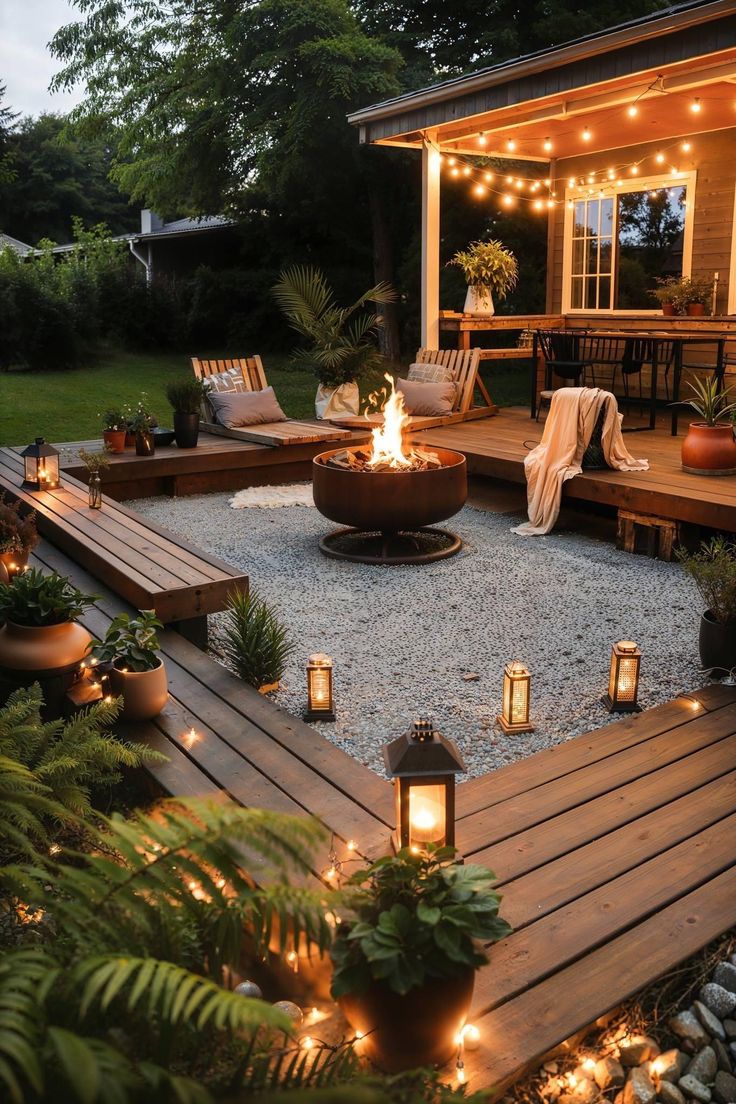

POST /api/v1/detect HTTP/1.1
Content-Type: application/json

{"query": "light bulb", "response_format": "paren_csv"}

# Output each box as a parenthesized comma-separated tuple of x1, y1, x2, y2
(568, 176, 576, 187)
(450, 167, 460, 177)
(506, 138, 516, 151)
(690, 97, 701, 113)
(515, 179, 524, 189)
(630, 165, 639, 175)
(682, 140, 691, 152)
(582, 126, 591, 141)
(655, 151, 664, 163)
(506, 174, 514, 184)
(567, 200, 574, 209)
(607, 168, 615, 179)
(474, 184, 486, 197)
(447, 156, 456, 166)
(546, 198, 554, 208)
(533, 199, 543, 210)
(502, 194, 513, 207)
(483, 171, 493, 182)
(462, 165, 471, 176)
(543, 137, 553, 152)
(627, 103, 638, 117)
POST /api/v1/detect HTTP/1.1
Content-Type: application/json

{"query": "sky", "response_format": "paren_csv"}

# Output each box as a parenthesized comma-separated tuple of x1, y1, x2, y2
(1, 0, 84, 118)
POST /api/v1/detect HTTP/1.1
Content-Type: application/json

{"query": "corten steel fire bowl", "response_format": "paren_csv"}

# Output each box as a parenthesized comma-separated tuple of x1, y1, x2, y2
(312, 445, 467, 565)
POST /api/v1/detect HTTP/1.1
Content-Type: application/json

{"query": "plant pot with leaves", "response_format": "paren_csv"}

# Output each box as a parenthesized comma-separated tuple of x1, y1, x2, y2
(101, 409, 127, 453)
(676, 375, 736, 475)
(165, 377, 206, 448)
(653, 276, 684, 316)
(0, 568, 96, 685)
(0, 493, 38, 577)
(220, 588, 294, 693)
(679, 276, 713, 317)
(450, 239, 519, 317)
(677, 537, 736, 674)
(330, 845, 511, 1072)
(273, 266, 397, 420)
(89, 610, 168, 721)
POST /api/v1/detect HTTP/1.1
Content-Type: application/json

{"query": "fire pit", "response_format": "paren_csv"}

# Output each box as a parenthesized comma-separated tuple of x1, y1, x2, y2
(312, 378, 467, 564)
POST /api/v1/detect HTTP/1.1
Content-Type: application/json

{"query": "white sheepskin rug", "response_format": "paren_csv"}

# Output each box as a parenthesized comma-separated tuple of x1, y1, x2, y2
(229, 483, 315, 509)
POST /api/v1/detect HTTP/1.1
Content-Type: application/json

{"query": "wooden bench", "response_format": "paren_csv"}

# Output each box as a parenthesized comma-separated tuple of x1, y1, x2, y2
(0, 449, 246, 646)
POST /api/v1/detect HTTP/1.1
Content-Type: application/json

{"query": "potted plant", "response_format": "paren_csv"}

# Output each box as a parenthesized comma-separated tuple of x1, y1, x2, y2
(88, 609, 168, 720)
(677, 537, 736, 674)
(165, 377, 206, 449)
(0, 568, 96, 681)
(219, 588, 294, 693)
(679, 275, 713, 317)
(101, 409, 127, 453)
(330, 845, 511, 1072)
(0, 494, 38, 577)
(450, 239, 519, 317)
(273, 266, 397, 420)
(78, 447, 111, 510)
(653, 276, 682, 316)
(677, 375, 736, 475)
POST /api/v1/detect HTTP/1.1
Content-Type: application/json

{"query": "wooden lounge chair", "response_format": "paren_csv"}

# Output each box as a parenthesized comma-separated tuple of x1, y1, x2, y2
(329, 347, 497, 432)
(190, 356, 353, 447)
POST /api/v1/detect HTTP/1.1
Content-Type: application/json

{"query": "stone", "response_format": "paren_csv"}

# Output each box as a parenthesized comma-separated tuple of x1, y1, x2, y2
(678, 1074, 712, 1103)
(724, 1022, 736, 1042)
(688, 1048, 718, 1086)
(730, 1044, 736, 1065)
(695, 1003, 727, 1043)
(623, 1068, 657, 1104)
(713, 965, 736, 996)
(595, 1057, 626, 1090)
(654, 1050, 688, 1083)
(544, 1062, 559, 1074)
(671, 1012, 711, 1051)
(713, 1070, 736, 1104)
(572, 1077, 597, 1104)
(713, 1040, 732, 1074)
(622, 1038, 661, 1067)
(701, 986, 736, 1020)
(658, 1082, 686, 1104)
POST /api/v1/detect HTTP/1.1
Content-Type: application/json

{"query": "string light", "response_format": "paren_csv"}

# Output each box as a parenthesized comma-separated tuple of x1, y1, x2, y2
(627, 103, 638, 117)
(483, 171, 493, 182)
(690, 96, 701, 113)
(505, 174, 514, 184)
(286, 950, 299, 973)
(477, 133, 487, 146)
(682, 140, 692, 152)
(502, 194, 514, 206)
(582, 126, 591, 141)
(630, 165, 639, 175)
(462, 165, 471, 176)
(533, 199, 543, 211)
(506, 138, 516, 151)
(543, 137, 553, 152)
(473, 184, 486, 197)
(655, 151, 664, 163)
(450, 167, 460, 177)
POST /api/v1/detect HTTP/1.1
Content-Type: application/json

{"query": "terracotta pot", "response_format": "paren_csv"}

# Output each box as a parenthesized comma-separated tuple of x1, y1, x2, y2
(687, 302, 705, 317)
(103, 429, 126, 454)
(661, 301, 676, 316)
(0, 620, 92, 675)
(699, 610, 736, 675)
(337, 968, 474, 1072)
(109, 657, 168, 720)
(681, 423, 736, 475)
(0, 548, 30, 577)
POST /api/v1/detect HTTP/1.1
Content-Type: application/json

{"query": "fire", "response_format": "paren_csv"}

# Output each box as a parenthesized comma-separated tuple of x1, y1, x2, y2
(367, 374, 413, 470)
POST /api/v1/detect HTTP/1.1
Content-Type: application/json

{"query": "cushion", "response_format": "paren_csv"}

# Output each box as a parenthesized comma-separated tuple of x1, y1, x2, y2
(201, 367, 247, 420)
(396, 377, 456, 417)
(407, 361, 455, 385)
(208, 386, 286, 428)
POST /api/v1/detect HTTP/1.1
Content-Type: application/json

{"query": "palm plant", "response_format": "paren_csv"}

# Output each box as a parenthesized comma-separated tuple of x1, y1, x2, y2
(678, 374, 736, 426)
(220, 589, 294, 690)
(273, 266, 397, 388)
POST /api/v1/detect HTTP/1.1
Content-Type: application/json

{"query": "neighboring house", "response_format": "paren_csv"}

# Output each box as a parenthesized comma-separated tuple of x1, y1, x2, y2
(0, 233, 32, 257)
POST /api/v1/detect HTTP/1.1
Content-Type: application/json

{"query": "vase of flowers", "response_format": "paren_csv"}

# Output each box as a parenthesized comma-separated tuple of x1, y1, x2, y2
(450, 239, 519, 317)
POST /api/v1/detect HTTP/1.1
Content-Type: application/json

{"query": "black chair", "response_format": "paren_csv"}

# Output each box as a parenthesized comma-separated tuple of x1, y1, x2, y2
(536, 330, 594, 420)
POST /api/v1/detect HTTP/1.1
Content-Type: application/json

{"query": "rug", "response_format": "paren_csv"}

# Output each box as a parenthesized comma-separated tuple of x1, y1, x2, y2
(229, 483, 314, 509)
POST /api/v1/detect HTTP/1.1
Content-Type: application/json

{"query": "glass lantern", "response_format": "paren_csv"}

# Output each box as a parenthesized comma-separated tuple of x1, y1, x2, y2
(604, 640, 642, 712)
(383, 718, 465, 853)
(497, 660, 534, 733)
(22, 438, 60, 490)
(304, 653, 335, 721)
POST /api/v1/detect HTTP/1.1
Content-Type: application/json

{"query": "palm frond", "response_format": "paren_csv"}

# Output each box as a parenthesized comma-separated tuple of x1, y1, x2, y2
(273, 266, 335, 332)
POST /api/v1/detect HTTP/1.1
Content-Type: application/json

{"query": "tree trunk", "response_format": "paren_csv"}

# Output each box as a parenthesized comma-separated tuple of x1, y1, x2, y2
(367, 178, 401, 363)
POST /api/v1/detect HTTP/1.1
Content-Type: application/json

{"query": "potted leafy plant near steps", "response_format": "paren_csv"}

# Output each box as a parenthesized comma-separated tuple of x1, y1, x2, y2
(677, 536, 736, 675)
(220, 588, 294, 693)
(330, 845, 511, 1072)
(89, 610, 168, 720)
(450, 238, 519, 317)
(166, 377, 206, 449)
(677, 375, 736, 475)
(0, 493, 38, 578)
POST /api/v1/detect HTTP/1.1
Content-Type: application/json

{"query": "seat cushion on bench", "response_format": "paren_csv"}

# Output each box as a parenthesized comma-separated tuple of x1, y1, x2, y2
(407, 361, 455, 385)
(208, 386, 287, 428)
(397, 376, 456, 416)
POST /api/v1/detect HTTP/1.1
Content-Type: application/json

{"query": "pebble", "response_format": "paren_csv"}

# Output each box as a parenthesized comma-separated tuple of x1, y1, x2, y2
(622, 1038, 660, 1066)
(572, 1078, 597, 1103)
(623, 1068, 656, 1104)
(688, 1047, 718, 1086)
(658, 1082, 686, 1104)
(701, 986, 736, 1020)
(713, 964, 736, 996)
(695, 1002, 727, 1043)
(713, 1070, 736, 1104)
(724, 1022, 736, 1042)
(671, 1011, 711, 1051)
(712, 1039, 732, 1074)
(654, 1050, 687, 1083)
(678, 1075, 712, 1103)
(595, 1057, 626, 1090)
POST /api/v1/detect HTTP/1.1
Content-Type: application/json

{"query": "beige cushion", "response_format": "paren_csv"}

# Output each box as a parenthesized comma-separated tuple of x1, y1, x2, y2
(208, 386, 286, 428)
(201, 367, 247, 420)
(408, 361, 455, 385)
(396, 377, 456, 417)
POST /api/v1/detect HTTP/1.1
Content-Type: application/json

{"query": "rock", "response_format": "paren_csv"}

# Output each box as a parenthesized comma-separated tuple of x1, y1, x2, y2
(678, 1074, 712, 1103)
(701, 986, 736, 1020)
(730, 1043, 736, 1065)
(724, 1022, 736, 1042)
(713, 965, 736, 995)
(544, 1062, 559, 1074)
(622, 1038, 661, 1067)
(688, 1048, 718, 1086)
(654, 1050, 687, 1083)
(623, 1068, 657, 1104)
(572, 1078, 597, 1104)
(658, 1082, 686, 1104)
(713, 1039, 732, 1074)
(671, 1011, 711, 1051)
(695, 1003, 727, 1043)
(713, 1070, 736, 1104)
(595, 1057, 626, 1090)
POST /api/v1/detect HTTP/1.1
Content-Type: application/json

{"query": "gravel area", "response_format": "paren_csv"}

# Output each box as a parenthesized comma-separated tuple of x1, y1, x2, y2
(129, 488, 703, 780)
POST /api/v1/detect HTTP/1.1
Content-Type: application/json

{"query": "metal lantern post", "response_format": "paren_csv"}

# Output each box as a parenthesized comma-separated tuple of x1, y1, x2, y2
(382, 718, 465, 853)
(304, 653, 336, 721)
(497, 660, 534, 734)
(21, 438, 60, 490)
(604, 640, 642, 712)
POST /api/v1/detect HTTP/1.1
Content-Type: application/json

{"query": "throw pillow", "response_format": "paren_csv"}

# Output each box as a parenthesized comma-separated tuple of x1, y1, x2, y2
(201, 367, 246, 420)
(208, 386, 287, 428)
(407, 361, 455, 385)
(396, 377, 456, 417)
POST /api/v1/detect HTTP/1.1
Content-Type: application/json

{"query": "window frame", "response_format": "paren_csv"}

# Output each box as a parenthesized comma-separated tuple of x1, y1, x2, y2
(561, 169, 696, 315)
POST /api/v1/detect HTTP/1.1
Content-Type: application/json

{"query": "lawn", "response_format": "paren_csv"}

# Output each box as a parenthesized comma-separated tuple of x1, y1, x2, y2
(0, 347, 529, 445)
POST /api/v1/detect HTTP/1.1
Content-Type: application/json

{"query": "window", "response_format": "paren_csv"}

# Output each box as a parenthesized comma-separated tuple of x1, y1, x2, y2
(564, 173, 694, 312)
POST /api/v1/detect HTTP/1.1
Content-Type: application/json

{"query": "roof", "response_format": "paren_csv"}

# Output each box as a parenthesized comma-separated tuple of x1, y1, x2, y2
(0, 233, 32, 256)
(37, 214, 235, 256)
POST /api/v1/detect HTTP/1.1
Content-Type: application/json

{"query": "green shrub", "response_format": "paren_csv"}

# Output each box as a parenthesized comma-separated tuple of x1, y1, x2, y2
(0, 568, 97, 626)
(166, 375, 206, 414)
(220, 588, 294, 689)
(677, 536, 736, 623)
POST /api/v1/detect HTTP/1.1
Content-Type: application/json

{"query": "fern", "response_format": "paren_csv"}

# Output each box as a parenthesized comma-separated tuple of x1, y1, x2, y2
(0, 753, 74, 861)
(220, 589, 295, 690)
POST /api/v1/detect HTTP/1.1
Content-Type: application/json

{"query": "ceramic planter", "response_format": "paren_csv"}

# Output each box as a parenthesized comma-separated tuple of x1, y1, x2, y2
(687, 302, 705, 317)
(681, 423, 736, 475)
(315, 382, 360, 420)
(464, 284, 494, 317)
(0, 620, 92, 675)
(337, 968, 474, 1072)
(0, 548, 30, 576)
(102, 429, 126, 454)
(135, 430, 155, 457)
(660, 302, 676, 316)
(699, 610, 736, 674)
(173, 412, 200, 449)
(109, 657, 168, 720)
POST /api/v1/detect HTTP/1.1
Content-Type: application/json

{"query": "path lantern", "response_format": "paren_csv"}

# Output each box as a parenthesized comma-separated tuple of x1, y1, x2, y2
(22, 438, 60, 490)
(383, 718, 465, 853)
(498, 660, 534, 734)
(604, 640, 642, 712)
(304, 653, 335, 721)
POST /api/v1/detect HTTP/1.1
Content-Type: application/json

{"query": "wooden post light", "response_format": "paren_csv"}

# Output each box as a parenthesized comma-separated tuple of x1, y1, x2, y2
(604, 640, 642, 712)
(304, 653, 335, 721)
(22, 438, 60, 490)
(383, 718, 465, 853)
(498, 660, 534, 734)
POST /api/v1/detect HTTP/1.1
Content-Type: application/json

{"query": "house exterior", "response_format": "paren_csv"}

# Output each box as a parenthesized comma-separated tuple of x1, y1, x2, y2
(349, 0, 736, 345)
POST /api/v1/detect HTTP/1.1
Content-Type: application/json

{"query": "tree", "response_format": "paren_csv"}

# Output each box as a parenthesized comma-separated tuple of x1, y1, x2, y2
(0, 82, 18, 187)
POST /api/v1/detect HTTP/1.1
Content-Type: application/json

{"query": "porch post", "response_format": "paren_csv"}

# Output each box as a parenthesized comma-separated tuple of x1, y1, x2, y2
(421, 134, 440, 348)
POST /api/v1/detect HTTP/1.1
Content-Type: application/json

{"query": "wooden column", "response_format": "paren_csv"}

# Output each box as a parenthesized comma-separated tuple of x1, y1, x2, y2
(421, 134, 440, 349)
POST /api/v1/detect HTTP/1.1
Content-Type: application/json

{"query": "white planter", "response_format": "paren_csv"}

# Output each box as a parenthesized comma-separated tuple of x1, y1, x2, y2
(315, 381, 360, 420)
(464, 284, 495, 317)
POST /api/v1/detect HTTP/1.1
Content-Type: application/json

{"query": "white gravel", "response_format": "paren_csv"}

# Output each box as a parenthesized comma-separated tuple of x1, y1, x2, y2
(128, 488, 703, 780)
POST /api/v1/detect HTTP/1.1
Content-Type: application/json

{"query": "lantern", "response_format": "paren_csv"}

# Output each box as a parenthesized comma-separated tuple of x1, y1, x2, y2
(498, 660, 534, 734)
(604, 640, 642, 712)
(382, 718, 465, 853)
(304, 653, 335, 721)
(22, 438, 60, 490)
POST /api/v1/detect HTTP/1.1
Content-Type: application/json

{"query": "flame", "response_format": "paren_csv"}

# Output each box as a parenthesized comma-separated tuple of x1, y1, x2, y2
(367, 374, 413, 470)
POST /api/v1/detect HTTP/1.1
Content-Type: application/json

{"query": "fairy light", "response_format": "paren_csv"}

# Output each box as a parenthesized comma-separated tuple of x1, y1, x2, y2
(184, 727, 199, 748)
(543, 137, 553, 152)
(506, 138, 516, 151)
(582, 126, 591, 141)
(286, 950, 299, 974)
(462, 165, 471, 177)
(690, 97, 701, 113)
(587, 174, 595, 184)
(301, 1036, 314, 1051)
(49, 843, 61, 856)
(568, 176, 576, 187)
(483, 171, 493, 182)
(478, 133, 487, 146)
(514, 179, 524, 190)
(546, 198, 554, 208)
(447, 156, 456, 166)
(347, 839, 356, 851)
(474, 184, 486, 197)
(655, 151, 664, 163)
(533, 199, 543, 211)
(502, 194, 514, 207)
(630, 165, 639, 175)
(682, 140, 692, 152)
(450, 167, 460, 177)
(627, 103, 638, 117)
(505, 174, 514, 184)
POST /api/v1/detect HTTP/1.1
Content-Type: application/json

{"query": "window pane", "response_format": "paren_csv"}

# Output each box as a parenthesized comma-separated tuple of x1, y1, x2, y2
(584, 278, 598, 309)
(573, 237, 585, 275)
(586, 200, 600, 235)
(599, 276, 611, 309)
(571, 277, 583, 308)
(601, 197, 614, 236)
(599, 238, 612, 273)
(616, 185, 687, 309)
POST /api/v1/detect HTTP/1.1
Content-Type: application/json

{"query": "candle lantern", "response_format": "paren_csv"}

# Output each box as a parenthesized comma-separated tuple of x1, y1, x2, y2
(382, 718, 465, 853)
(22, 438, 60, 490)
(498, 660, 534, 734)
(304, 653, 335, 721)
(604, 640, 642, 712)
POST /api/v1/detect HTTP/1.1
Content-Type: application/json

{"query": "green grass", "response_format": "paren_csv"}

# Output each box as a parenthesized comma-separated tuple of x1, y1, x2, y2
(0, 348, 529, 447)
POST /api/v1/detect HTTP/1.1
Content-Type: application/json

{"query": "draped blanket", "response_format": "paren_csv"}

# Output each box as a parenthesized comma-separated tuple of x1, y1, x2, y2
(513, 388, 649, 537)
